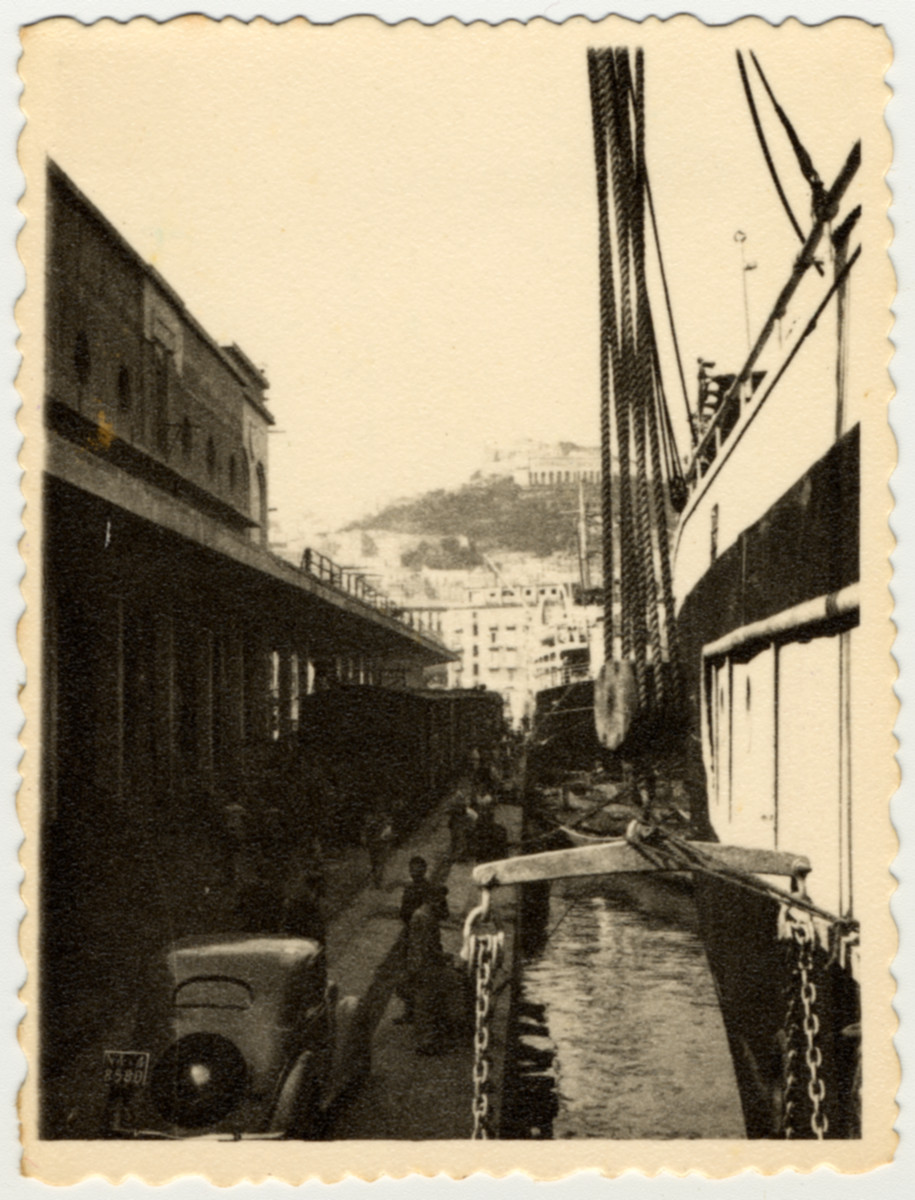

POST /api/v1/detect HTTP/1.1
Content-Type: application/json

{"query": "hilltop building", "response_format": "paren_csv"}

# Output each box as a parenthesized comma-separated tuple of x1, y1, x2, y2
(481, 438, 602, 488)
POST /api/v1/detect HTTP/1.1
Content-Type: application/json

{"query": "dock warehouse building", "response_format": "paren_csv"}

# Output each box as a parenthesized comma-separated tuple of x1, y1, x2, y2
(39, 163, 459, 1135)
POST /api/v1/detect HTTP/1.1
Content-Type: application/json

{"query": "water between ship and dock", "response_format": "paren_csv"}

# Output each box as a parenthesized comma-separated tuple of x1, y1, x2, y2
(323, 789, 747, 1141)
(510, 875, 746, 1140)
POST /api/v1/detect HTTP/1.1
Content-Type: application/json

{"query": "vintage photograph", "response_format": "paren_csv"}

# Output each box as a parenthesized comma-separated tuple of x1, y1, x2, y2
(16, 12, 896, 1183)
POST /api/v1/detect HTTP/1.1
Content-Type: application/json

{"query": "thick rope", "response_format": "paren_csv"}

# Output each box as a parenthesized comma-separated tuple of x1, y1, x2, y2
(588, 50, 617, 664)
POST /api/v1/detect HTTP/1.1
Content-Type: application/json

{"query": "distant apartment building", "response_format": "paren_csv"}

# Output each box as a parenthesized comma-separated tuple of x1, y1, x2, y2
(404, 580, 593, 728)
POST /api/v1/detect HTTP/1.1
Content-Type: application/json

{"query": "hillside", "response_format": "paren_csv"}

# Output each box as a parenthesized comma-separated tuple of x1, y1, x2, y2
(345, 476, 603, 563)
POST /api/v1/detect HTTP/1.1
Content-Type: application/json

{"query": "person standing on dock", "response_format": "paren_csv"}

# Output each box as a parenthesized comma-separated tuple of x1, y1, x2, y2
(394, 856, 439, 1025)
(362, 809, 394, 889)
(280, 864, 326, 943)
(399, 856, 437, 927)
(405, 885, 455, 1055)
(447, 802, 475, 862)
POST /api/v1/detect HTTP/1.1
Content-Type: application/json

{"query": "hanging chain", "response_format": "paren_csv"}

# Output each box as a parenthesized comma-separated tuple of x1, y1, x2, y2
(778, 905, 829, 1139)
(463, 890, 504, 1140)
(781, 942, 800, 1138)
(470, 933, 496, 1139)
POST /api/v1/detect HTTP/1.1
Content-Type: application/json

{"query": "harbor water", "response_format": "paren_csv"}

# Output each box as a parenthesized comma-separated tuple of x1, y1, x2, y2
(518, 877, 746, 1139)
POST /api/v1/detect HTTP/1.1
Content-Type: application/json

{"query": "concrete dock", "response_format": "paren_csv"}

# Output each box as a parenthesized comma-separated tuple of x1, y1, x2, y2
(325, 795, 522, 1139)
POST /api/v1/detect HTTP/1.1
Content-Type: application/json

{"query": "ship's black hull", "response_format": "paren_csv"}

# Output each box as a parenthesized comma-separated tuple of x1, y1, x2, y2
(529, 679, 602, 776)
(692, 872, 860, 1138)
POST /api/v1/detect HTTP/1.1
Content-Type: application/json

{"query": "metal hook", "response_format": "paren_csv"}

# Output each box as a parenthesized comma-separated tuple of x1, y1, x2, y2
(461, 887, 495, 962)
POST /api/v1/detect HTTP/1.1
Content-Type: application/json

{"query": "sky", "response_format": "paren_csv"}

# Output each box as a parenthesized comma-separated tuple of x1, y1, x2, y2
(21, 15, 889, 534)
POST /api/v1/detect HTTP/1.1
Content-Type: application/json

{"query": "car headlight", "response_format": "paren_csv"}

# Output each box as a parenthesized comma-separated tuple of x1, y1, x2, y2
(150, 1032, 247, 1128)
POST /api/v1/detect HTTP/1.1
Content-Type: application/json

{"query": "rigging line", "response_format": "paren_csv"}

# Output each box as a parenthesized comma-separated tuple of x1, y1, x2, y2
(539, 895, 582, 948)
(723, 138, 861, 404)
(755, 243, 862, 410)
(647, 311, 685, 484)
(749, 49, 827, 213)
(623, 66, 697, 433)
(626, 49, 665, 693)
(735, 51, 824, 278)
(660, 832, 860, 928)
(643, 170, 700, 423)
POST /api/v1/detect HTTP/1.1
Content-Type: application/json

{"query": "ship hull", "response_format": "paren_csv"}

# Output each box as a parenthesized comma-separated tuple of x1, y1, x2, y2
(529, 678, 602, 775)
(674, 426, 861, 1137)
(692, 872, 860, 1139)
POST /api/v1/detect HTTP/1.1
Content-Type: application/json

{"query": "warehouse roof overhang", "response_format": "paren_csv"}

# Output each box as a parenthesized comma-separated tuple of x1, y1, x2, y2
(45, 430, 455, 668)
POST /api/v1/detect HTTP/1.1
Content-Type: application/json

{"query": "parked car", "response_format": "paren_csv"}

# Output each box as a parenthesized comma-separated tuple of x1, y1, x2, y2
(106, 934, 362, 1139)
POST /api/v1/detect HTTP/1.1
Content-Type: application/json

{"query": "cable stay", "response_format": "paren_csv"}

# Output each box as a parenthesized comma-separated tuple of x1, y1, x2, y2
(736, 51, 825, 277)
(749, 50, 828, 217)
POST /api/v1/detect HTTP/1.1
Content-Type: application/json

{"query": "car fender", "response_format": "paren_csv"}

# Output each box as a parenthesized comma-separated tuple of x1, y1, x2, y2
(271, 1049, 321, 1135)
(327, 993, 369, 1104)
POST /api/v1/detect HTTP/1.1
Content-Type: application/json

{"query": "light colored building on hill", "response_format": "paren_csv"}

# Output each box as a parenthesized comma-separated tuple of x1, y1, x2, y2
(480, 438, 602, 488)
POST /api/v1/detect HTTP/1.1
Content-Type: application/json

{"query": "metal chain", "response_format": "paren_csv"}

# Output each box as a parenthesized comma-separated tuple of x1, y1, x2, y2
(781, 941, 800, 1139)
(778, 905, 829, 1139)
(462, 889, 505, 1139)
(469, 930, 504, 1139)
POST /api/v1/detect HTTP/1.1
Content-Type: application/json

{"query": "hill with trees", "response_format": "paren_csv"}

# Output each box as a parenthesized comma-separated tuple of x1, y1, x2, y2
(345, 476, 603, 566)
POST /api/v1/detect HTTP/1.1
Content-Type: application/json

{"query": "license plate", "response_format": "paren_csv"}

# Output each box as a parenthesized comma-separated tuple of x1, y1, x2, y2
(103, 1049, 149, 1088)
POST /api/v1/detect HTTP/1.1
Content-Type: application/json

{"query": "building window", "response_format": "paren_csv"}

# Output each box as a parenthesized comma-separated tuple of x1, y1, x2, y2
(154, 350, 170, 457)
(472, 663, 479, 677)
(472, 644, 479, 657)
(117, 364, 131, 411)
(74, 330, 90, 385)
(290, 653, 300, 731)
(206, 435, 216, 477)
(229, 453, 237, 491)
(711, 503, 719, 561)
(257, 462, 268, 545)
(490, 630, 497, 644)
(180, 417, 193, 458)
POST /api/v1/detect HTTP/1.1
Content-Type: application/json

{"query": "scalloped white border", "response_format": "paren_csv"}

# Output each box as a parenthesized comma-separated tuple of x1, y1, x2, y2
(5, 3, 909, 1196)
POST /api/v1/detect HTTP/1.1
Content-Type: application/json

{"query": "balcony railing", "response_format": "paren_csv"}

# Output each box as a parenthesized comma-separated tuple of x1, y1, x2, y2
(299, 547, 446, 642)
